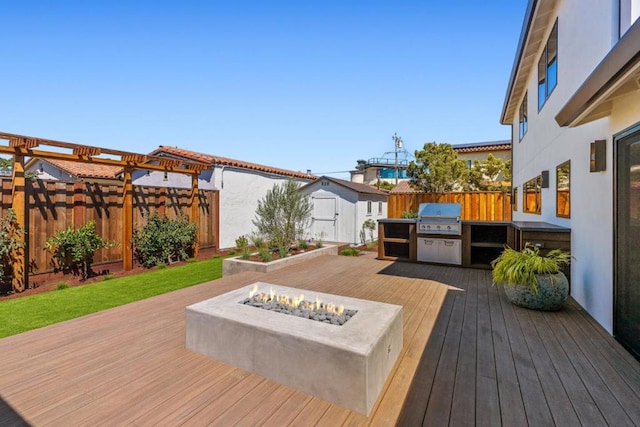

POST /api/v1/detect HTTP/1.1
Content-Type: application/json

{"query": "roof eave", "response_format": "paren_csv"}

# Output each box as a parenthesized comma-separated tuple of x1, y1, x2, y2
(555, 20, 640, 127)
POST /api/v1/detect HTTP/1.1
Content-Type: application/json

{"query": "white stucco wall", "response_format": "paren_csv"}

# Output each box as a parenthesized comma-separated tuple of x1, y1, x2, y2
(134, 166, 313, 250)
(356, 195, 387, 245)
(509, 0, 638, 332)
(215, 168, 313, 249)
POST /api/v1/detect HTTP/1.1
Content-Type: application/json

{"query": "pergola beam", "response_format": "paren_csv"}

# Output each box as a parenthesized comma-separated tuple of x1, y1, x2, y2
(0, 131, 210, 290)
(0, 132, 208, 173)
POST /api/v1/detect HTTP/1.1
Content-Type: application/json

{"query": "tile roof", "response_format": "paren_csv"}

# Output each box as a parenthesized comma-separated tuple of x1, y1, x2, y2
(301, 176, 389, 196)
(151, 146, 316, 180)
(389, 180, 419, 194)
(37, 159, 121, 179)
(452, 140, 511, 154)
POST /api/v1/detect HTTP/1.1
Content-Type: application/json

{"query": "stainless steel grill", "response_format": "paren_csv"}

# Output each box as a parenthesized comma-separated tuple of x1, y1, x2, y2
(416, 203, 462, 236)
(416, 203, 462, 265)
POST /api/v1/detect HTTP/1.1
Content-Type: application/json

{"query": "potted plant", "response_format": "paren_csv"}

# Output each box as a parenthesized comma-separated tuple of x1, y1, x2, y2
(491, 243, 572, 311)
(0, 209, 26, 293)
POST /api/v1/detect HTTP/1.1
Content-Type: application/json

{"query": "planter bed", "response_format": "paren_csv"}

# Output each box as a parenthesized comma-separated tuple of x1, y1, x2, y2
(223, 245, 337, 276)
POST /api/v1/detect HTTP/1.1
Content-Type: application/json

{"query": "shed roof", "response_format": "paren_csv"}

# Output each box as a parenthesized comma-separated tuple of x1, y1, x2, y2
(302, 176, 388, 196)
(151, 146, 316, 180)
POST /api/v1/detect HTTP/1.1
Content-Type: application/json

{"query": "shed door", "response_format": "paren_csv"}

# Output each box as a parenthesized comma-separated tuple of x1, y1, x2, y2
(311, 197, 337, 242)
(615, 127, 640, 359)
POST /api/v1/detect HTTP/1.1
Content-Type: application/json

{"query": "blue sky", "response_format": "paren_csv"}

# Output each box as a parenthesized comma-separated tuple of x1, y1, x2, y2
(2, 1, 526, 179)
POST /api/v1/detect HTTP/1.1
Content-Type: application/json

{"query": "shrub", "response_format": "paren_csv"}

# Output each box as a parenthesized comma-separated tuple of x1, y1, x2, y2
(298, 240, 309, 250)
(235, 235, 251, 259)
(0, 209, 25, 280)
(132, 212, 198, 268)
(46, 221, 116, 280)
(258, 247, 272, 262)
(249, 232, 266, 249)
(340, 248, 360, 256)
(360, 219, 377, 245)
(252, 180, 312, 254)
(156, 262, 167, 270)
(401, 210, 418, 219)
(56, 282, 70, 290)
(103, 274, 115, 281)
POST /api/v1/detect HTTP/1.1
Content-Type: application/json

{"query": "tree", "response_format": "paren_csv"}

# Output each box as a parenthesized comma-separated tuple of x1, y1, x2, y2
(252, 179, 312, 253)
(468, 154, 511, 191)
(406, 142, 468, 192)
(0, 157, 12, 172)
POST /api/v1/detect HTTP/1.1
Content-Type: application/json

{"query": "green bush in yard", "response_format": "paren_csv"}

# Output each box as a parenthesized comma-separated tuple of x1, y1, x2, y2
(46, 221, 116, 280)
(132, 212, 198, 268)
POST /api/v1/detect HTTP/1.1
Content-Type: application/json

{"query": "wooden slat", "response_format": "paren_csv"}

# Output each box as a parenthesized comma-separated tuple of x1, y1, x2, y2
(2, 255, 640, 426)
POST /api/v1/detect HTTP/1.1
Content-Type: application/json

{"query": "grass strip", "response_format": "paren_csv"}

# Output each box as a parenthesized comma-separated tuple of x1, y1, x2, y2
(0, 257, 224, 338)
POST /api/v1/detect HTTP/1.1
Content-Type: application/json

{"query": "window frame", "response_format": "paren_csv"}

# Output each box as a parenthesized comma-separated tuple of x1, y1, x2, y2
(513, 187, 518, 211)
(556, 160, 570, 218)
(378, 201, 383, 214)
(523, 175, 542, 214)
(620, 0, 640, 38)
(519, 92, 528, 141)
(538, 20, 558, 111)
(367, 200, 372, 215)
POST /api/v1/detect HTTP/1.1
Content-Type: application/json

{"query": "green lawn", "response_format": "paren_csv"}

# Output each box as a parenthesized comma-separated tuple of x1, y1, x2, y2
(0, 257, 224, 338)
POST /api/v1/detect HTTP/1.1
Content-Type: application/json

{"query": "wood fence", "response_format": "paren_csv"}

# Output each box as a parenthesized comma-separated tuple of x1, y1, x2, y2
(387, 191, 512, 221)
(0, 178, 218, 275)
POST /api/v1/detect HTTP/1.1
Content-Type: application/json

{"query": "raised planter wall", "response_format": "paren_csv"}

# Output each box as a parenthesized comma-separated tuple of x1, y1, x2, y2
(223, 245, 338, 276)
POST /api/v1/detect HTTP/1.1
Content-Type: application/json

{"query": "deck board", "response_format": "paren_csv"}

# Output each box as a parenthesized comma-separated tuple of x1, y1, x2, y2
(2, 252, 640, 426)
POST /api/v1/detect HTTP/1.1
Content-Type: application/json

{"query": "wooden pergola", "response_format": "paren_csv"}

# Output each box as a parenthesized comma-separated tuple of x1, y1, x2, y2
(0, 132, 210, 292)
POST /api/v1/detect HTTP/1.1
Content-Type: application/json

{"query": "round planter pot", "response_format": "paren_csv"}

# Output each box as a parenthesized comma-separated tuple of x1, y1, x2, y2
(502, 272, 568, 311)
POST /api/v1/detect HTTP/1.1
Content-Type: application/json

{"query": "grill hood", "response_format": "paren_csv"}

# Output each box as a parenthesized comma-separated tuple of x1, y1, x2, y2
(418, 203, 462, 219)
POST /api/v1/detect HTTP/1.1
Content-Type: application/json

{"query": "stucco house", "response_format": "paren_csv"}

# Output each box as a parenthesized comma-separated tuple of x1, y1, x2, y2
(139, 146, 316, 249)
(300, 176, 387, 245)
(452, 140, 511, 167)
(501, 0, 640, 357)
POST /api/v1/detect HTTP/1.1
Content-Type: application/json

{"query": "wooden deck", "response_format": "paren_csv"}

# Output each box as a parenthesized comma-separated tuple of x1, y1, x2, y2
(1, 254, 640, 426)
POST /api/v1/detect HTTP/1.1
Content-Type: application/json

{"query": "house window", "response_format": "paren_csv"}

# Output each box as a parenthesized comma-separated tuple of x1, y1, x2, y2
(321, 181, 330, 186)
(523, 176, 542, 214)
(378, 201, 383, 214)
(538, 21, 558, 110)
(513, 187, 518, 211)
(466, 160, 473, 168)
(620, 0, 640, 38)
(556, 161, 570, 218)
(519, 92, 528, 140)
(367, 201, 372, 215)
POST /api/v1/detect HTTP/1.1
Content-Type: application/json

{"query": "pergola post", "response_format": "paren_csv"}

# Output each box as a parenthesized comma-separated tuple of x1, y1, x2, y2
(123, 167, 133, 270)
(11, 154, 27, 292)
(191, 173, 199, 258)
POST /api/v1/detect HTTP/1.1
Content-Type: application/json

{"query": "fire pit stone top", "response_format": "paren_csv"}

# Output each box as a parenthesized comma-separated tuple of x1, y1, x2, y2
(187, 282, 402, 355)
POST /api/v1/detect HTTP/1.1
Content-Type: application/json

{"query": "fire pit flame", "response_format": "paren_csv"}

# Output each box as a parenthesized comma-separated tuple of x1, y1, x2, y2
(243, 284, 354, 325)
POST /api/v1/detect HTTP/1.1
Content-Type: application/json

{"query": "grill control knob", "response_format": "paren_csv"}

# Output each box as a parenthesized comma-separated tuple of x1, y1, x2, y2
(447, 225, 451, 230)
(437, 225, 441, 229)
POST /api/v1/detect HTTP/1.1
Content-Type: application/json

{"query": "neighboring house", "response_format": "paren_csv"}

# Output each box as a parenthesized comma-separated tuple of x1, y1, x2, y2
(138, 146, 316, 249)
(501, 1, 640, 356)
(350, 145, 412, 186)
(300, 176, 388, 245)
(24, 158, 121, 183)
(452, 140, 511, 167)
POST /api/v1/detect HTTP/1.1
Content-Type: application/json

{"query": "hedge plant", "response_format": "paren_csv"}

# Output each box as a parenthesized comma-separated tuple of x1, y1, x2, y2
(132, 212, 198, 268)
(45, 221, 116, 280)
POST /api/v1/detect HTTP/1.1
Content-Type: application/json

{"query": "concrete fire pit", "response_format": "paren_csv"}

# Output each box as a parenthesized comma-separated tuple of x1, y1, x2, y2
(186, 283, 403, 415)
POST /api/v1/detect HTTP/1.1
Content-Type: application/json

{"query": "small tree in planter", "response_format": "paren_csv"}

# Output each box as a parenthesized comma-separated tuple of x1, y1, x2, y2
(46, 221, 116, 280)
(491, 243, 572, 311)
(252, 180, 312, 256)
(0, 209, 26, 292)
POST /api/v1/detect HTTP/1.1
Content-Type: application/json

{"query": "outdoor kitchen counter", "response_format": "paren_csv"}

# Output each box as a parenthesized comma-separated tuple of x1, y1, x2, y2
(510, 221, 571, 232)
(377, 219, 571, 266)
